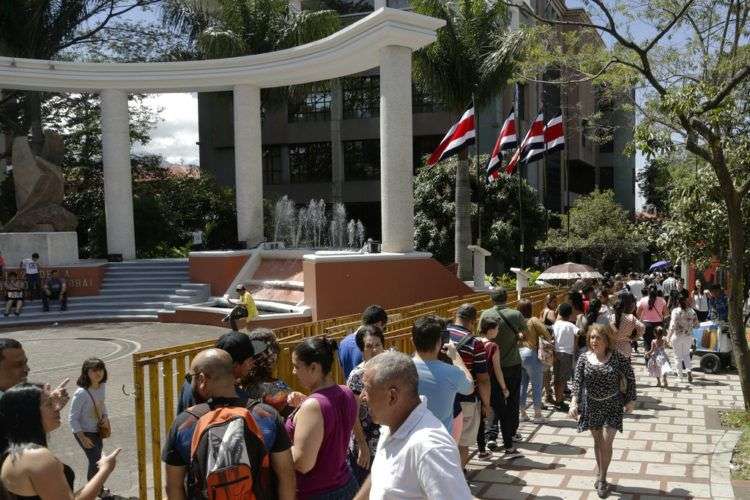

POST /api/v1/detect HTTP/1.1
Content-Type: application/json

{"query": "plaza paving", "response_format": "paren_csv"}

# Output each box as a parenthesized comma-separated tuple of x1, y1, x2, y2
(1, 322, 744, 499)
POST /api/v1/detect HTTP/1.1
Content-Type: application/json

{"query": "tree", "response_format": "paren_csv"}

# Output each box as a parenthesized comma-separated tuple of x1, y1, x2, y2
(414, 155, 547, 270)
(637, 156, 673, 214)
(539, 190, 646, 270)
(513, 0, 750, 406)
(410, 0, 525, 280)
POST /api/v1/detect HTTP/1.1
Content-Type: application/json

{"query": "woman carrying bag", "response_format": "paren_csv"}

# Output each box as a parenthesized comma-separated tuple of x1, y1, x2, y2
(69, 358, 113, 499)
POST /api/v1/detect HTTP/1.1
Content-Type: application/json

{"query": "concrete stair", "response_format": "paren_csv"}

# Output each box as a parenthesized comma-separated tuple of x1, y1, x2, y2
(0, 259, 210, 328)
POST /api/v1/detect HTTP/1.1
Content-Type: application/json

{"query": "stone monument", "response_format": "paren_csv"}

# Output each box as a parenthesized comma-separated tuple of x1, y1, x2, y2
(0, 133, 79, 265)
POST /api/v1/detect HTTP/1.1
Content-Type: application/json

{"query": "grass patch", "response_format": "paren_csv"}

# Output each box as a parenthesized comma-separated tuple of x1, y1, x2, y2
(723, 410, 750, 480)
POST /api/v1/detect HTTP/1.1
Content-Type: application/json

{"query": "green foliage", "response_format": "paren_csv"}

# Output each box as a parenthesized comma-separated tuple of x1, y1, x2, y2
(539, 190, 644, 270)
(413, 155, 548, 268)
(410, 0, 525, 112)
(489, 268, 543, 290)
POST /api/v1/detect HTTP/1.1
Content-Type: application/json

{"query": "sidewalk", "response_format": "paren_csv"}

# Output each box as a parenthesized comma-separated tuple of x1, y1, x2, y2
(468, 353, 744, 499)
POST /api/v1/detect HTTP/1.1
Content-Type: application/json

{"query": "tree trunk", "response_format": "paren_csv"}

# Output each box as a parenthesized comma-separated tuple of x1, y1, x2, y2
(27, 91, 44, 154)
(725, 193, 750, 409)
(455, 149, 473, 281)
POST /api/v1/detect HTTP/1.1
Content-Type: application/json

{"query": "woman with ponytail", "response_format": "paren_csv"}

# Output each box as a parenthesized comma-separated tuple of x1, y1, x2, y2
(609, 293, 644, 360)
(668, 289, 700, 383)
(636, 285, 668, 358)
(285, 337, 359, 499)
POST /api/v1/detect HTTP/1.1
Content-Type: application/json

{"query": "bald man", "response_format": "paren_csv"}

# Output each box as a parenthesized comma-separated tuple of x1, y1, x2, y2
(162, 349, 295, 500)
(354, 351, 471, 500)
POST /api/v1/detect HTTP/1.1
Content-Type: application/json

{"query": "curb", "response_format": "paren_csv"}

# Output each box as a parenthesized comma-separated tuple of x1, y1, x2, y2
(710, 428, 742, 498)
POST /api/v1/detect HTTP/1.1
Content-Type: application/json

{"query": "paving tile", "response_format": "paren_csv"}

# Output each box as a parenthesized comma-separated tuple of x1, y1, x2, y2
(665, 481, 712, 497)
(559, 458, 597, 471)
(564, 475, 598, 490)
(645, 463, 686, 476)
(668, 452, 709, 465)
(625, 450, 665, 462)
(535, 488, 583, 499)
(651, 441, 689, 452)
(611, 439, 648, 450)
(521, 472, 565, 487)
(607, 461, 643, 474)
(483, 483, 535, 499)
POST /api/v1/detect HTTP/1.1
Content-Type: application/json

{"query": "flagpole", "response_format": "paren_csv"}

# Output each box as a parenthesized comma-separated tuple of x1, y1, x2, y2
(515, 83, 525, 268)
(473, 93, 482, 245)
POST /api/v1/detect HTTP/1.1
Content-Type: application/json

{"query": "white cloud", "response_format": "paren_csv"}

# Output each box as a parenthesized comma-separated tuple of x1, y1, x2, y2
(134, 93, 199, 165)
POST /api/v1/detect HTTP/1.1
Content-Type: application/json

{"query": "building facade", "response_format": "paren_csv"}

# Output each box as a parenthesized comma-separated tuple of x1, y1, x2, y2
(198, 0, 636, 240)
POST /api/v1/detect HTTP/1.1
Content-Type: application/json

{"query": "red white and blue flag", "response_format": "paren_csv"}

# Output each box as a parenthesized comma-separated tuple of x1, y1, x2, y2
(503, 112, 545, 174)
(485, 109, 517, 176)
(427, 107, 476, 167)
(544, 113, 565, 153)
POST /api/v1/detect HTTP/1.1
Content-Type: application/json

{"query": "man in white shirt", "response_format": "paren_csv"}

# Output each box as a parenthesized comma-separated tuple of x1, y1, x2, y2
(662, 272, 677, 297)
(354, 351, 471, 500)
(20, 252, 41, 301)
(552, 303, 579, 412)
(626, 272, 644, 299)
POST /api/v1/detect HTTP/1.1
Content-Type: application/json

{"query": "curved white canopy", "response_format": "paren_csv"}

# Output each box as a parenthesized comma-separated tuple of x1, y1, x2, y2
(0, 8, 444, 93)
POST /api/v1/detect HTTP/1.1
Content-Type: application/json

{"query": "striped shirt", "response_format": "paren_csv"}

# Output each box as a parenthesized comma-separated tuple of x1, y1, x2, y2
(446, 323, 487, 402)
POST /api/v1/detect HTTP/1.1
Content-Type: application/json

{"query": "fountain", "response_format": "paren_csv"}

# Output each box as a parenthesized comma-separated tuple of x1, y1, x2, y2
(271, 196, 366, 248)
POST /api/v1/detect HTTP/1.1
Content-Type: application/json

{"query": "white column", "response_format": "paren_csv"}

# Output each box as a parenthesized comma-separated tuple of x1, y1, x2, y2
(234, 84, 264, 246)
(100, 89, 136, 259)
(379, 45, 414, 253)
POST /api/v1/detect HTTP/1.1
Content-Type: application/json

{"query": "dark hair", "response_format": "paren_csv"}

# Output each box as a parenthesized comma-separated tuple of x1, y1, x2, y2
(558, 302, 573, 319)
(50, 269, 58, 275)
(293, 337, 338, 375)
(479, 317, 499, 335)
(0, 383, 47, 449)
(654, 326, 665, 339)
(582, 285, 594, 296)
(246, 328, 280, 382)
(613, 293, 636, 328)
(7, 271, 17, 279)
(647, 285, 658, 310)
(31, 253, 39, 259)
(585, 299, 602, 328)
(517, 299, 532, 319)
(678, 289, 689, 310)
(545, 293, 557, 307)
(0, 338, 22, 364)
(76, 358, 107, 388)
(490, 288, 508, 304)
(355, 325, 385, 352)
(456, 303, 477, 321)
(567, 290, 585, 313)
(411, 316, 445, 352)
(362, 305, 388, 326)
(216, 331, 255, 365)
(248, 328, 280, 355)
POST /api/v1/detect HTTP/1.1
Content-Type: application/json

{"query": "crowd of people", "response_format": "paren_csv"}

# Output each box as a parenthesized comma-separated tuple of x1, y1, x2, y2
(0, 269, 743, 499)
(1, 252, 69, 317)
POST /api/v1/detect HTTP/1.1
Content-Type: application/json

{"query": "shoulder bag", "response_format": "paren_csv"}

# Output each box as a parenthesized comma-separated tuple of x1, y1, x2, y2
(86, 389, 111, 439)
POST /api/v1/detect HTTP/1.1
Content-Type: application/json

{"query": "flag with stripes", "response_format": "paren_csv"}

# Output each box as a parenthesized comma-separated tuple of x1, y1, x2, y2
(426, 107, 476, 167)
(486, 109, 516, 176)
(545, 114, 565, 153)
(504, 112, 544, 174)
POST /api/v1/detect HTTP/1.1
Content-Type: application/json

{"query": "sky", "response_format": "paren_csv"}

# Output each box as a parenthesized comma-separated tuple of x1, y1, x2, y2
(118, 3, 647, 208)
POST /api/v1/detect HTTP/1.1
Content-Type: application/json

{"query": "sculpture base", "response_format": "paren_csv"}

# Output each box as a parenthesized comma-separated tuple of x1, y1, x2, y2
(0, 231, 79, 266)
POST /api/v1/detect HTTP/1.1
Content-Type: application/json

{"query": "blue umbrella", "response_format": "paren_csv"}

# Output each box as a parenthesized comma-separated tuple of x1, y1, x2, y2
(649, 260, 671, 271)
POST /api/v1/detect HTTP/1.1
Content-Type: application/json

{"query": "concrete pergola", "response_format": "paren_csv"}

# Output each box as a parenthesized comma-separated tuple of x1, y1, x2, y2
(0, 8, 444, 259)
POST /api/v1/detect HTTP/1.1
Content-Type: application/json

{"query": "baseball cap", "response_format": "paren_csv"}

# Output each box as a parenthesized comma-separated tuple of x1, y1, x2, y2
(215, 331, 268, 364)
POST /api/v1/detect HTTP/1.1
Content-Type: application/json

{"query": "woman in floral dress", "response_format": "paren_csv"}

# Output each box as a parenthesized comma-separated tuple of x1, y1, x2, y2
(346, 325, 385, 484)
(570, 324, 636, 498)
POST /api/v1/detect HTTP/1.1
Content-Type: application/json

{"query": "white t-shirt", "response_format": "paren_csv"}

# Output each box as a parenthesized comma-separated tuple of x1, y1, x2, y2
(369, 397, 472, 500)
(553, 320, 578, 355)
(627, 280, 644, 298)
(21, 258, 39, 275)
(662, 277, 677, 296)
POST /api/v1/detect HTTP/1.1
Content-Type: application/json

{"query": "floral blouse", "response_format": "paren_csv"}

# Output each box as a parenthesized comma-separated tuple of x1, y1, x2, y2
(669, 306, 699, 337)
(347, 363, 379, 462)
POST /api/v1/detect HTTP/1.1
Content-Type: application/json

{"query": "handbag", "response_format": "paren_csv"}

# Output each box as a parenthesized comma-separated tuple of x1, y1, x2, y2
(86, 389, 111, 439)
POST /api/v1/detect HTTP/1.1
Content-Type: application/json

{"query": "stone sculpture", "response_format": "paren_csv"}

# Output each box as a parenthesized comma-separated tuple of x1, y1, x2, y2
(3, 133, 77, 232)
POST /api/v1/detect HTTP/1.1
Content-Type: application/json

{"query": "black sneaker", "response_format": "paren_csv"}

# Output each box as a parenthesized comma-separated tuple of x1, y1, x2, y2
(503, 448, 522, 459)
(13, 311, 20, 317)
(556, 402, 570, 412)
(486, 440, 498, 451)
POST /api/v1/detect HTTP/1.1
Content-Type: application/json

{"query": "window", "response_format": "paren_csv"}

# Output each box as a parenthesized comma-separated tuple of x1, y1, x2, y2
(343, 76, 380, 119)
(263, 146, 283, 185)
(599, 166, 615, 191)
(413, 135, 442, 172)
(599, 139, 615, 153)
(569, 160, 596, 194)
(344, 140, 380, 181)
(288, 142, 332, 183)
(412, 86, 446, 113)
(288, 87, 331, 123)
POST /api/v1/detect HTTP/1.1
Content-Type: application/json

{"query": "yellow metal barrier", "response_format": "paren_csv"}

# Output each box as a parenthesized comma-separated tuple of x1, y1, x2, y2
(132, 287, 561, 498)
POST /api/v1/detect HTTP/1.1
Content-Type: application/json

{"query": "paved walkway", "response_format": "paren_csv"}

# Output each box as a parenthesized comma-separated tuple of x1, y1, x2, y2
(468, 352, 743, 499)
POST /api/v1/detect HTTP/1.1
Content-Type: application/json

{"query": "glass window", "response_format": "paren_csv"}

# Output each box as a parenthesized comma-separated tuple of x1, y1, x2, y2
(344, 139, 380, 180)
(599, 166, 615, 190)
(569, 161, 596, 194)
(599, 139, 615, 153)
(288, 87, 331, 123)
(263, 146, 283, 185)
(343, 76, 380, 119)
(412, 86, 446, 113)
(288, 142, 332, 183)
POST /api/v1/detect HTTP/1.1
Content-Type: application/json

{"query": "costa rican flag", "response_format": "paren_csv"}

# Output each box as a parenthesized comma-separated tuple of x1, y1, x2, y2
(504, 112, 545, 174)
(545, 113, 565, 153)
(426, 107, 476, 167)
(486, 109, 517, 176)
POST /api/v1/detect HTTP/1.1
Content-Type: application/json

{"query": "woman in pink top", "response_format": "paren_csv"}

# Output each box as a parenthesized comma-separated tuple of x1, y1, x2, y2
(285, 337, 359, 499)
(636, 285, 668, 357)
(610, 293, 645, 360)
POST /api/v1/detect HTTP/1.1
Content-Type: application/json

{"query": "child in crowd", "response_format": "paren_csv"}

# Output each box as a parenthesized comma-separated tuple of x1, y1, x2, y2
(646, 326, 672, 387)
(477, 317, 505, 459)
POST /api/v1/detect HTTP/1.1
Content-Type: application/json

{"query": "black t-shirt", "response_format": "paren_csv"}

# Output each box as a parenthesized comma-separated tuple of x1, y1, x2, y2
(161, 397, 291, 497)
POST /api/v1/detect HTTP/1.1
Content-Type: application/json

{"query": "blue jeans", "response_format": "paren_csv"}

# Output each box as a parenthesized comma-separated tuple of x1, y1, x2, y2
(73, 432, 103, 481)
(520, 347, 544, 410)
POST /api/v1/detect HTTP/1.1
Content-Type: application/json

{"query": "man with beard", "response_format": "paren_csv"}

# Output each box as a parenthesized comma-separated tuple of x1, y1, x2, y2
(162, 348, 295, 500)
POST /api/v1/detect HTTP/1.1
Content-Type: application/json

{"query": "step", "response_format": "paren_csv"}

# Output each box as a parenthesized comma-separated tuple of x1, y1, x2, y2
(15, 301, 172, 312)
(99, 285, 183, 293)
(107, 259, 187, 265)
(102, 273, 190, 280)
(101, 280, 186, 288)
(0, 313, 158, 327)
